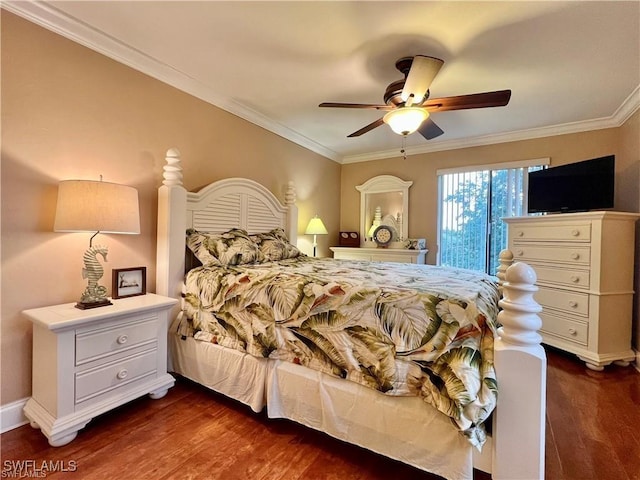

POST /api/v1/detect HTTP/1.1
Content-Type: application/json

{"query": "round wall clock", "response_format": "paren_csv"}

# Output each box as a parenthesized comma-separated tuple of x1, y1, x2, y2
(373, 225, 394, 247)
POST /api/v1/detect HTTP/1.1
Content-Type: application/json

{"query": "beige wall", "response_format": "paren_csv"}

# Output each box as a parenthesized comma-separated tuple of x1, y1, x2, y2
(619, 110, 640, 349)
(0, 12, 341, 404)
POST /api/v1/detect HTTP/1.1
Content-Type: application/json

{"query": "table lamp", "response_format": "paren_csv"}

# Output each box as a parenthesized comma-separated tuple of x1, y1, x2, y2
(305, 215, 328, 257)
(54, 178, 140, 309)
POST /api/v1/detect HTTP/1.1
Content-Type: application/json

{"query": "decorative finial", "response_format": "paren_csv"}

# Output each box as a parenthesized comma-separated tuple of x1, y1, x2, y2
(163, 148, 183, 186)
(284, 181, 296, 205)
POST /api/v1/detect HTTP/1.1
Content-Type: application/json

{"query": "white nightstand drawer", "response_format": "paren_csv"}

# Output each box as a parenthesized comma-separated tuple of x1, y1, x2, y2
(510, 223, 591, 242)
(75, 315, 158, 366)
(512, 245, 590, 266)
(535, 286, 589, 317)
(75, 348, 157, 405)
(531, 264, 591, 290)
(540, 312, 588, 346)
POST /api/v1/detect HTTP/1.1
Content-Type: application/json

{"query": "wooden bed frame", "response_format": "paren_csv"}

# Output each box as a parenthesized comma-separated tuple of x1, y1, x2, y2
(155, 148, 546, 479)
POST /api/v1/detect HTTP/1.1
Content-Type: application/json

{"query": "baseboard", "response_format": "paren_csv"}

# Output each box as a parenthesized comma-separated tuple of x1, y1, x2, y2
(1, 397, 29, 433)
(634, 349, 640, 373)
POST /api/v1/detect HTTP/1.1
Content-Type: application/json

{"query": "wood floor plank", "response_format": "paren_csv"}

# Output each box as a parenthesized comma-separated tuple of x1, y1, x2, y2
(2, 348, 638, 479)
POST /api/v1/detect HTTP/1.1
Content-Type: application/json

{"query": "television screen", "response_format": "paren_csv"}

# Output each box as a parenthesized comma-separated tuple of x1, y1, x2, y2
(527, 155, 615, 214)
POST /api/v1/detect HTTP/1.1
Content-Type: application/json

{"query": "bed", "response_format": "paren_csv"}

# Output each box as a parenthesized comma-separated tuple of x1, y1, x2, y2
(155, 148, 546, 480)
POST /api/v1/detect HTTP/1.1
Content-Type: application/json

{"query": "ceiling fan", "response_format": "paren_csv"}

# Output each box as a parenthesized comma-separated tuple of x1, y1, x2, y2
(319, 55, 511, 140)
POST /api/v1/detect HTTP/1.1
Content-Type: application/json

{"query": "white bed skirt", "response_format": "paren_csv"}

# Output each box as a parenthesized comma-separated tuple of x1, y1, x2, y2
(169, 334, 480, 479)
(168, 333, 268, 413)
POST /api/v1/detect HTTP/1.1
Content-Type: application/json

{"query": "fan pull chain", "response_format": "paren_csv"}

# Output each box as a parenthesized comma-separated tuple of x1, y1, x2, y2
(400, 134, 407, 160)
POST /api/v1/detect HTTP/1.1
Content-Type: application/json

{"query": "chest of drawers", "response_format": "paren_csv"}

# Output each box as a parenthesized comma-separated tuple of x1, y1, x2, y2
(505, 211, 639, 370)
(330, 247, 428, 264)
(22, 294, 177, 446)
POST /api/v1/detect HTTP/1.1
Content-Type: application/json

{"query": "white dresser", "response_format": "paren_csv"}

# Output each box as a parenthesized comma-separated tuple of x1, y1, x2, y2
(505, 211, 639, 370)
(330, 246, 428, 264)
(23, 293, 178, 446)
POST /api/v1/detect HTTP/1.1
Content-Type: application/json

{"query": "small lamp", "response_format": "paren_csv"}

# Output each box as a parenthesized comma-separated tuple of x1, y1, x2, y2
(305, 215, 328, 257)
(54, 178, 140, 309)
(383, 107, 429, 135)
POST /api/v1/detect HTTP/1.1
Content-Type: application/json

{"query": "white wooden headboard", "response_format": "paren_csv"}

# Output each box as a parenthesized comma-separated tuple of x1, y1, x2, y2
(187, 178, 297, 237)
(155, 148, 298, 301)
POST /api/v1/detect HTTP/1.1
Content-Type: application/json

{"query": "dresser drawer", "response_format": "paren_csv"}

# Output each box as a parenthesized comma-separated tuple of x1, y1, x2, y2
(335, 252, 372, 261)
(540, 312, 588, 346)
(75, 348, 157, 405)
(510, 223, 591, 242)
(535, 286, 589, 317)
(76, 315, 158, 366)
(512, 244, 590, 266)
(530, 264, 591, 290)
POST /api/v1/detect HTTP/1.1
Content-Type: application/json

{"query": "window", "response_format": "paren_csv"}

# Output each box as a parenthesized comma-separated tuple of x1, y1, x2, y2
(437, 159, 549, 274)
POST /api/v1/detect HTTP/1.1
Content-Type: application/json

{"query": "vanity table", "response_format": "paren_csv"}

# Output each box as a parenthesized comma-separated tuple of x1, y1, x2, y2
(334, 174, 427, 264)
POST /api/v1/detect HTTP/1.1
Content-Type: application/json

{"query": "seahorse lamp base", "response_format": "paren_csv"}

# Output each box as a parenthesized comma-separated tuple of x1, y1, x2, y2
(75, 298, 113, 310)
(75, 243, 112, 310)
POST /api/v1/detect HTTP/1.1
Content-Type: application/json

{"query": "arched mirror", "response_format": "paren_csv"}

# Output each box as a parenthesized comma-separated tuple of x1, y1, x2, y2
(356, 175, 412, 247)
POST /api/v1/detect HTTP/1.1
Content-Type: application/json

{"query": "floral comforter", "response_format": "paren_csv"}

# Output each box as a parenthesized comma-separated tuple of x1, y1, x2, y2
(178, 256, 500, 447)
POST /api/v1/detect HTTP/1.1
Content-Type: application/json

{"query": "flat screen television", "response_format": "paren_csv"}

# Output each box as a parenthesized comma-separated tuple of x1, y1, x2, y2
(527, 155, 615, 214)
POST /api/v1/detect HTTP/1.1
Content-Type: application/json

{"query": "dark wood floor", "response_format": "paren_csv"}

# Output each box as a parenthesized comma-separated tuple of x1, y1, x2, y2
(2, 347, 639, 480)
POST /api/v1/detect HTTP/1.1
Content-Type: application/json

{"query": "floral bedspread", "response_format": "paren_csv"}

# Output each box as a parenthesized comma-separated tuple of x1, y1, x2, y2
(178, 256, 500, 447)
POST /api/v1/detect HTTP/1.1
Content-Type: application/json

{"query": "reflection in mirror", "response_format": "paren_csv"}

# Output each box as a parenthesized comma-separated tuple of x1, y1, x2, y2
(356, 175, 412, 247)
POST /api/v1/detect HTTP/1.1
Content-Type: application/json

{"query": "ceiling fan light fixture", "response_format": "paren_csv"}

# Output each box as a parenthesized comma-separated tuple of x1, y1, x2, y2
(383, 107, 429, 135)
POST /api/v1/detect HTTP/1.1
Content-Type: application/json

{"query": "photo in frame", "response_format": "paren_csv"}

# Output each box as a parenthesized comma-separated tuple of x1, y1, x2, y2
(112, 267, 146, 299)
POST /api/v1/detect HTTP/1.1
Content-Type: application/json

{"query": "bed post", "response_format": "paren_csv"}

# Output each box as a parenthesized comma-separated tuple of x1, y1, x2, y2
(493, 252, 546, 479)
(156, 148, 187, 304)
(283, 181, 298, 244)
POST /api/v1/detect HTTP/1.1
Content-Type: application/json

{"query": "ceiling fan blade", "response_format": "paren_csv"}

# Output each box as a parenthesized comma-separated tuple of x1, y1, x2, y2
(401, 56, 444, 105)
(424, 90, 512, 112)
(347, 117, 385, 137)
(418, 118, 445, 140)
(319, 102, 393, 110)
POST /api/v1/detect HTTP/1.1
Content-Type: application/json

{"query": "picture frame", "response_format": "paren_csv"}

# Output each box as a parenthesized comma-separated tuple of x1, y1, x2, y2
(112, 267, 146, 299)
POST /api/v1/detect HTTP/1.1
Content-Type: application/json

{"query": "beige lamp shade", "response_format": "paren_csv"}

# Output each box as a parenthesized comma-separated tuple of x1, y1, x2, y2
(54, 180, 140, 234)
(305, 215, 328, 235)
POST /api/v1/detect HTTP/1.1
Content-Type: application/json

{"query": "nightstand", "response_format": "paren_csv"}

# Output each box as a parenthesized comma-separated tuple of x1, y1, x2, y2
(23, 293, 178, 446)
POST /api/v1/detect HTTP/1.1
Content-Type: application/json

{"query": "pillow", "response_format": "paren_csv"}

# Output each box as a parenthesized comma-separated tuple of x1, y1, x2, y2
(186, 228, 265, 266)
(251, 228, 302, 261)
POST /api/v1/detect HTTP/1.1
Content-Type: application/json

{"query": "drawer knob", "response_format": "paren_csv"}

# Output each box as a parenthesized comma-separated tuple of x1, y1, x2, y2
(571, 229, 580, 237)
(570, 275, 580, 283)
(516, 249, 524, 257)
(117, 335, 128, 345)
(570, 252, 580, 260)
(116, 369, 128, 380)
(517, 231, 524, 237)
(568, 328, 577, 336)
(569, 301, 578, 308)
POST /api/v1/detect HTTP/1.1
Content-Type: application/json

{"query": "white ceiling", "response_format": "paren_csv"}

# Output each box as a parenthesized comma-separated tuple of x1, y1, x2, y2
(6, 1, 640, 163)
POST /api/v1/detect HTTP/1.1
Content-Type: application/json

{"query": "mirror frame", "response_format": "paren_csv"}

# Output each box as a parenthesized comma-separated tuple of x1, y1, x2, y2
(356, 175, 413, 246)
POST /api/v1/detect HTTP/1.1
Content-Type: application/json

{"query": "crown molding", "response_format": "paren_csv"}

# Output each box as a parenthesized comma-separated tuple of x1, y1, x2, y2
(2, 1, 341, 163)
(4, 1, 637, 166)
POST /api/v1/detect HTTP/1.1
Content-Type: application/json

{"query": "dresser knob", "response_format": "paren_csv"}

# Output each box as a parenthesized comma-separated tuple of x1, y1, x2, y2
(571, 229, 580, 237)
(568, 328, 577, 336)
(116, 369, 128, 380)
(569, 301, 578, 308)
(570, 275, 580, 283)
(117, 335, 128, 345)
(517, 231, 524, 237)
(516, 249, 524, 256)
(570, 252, 580, 260)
